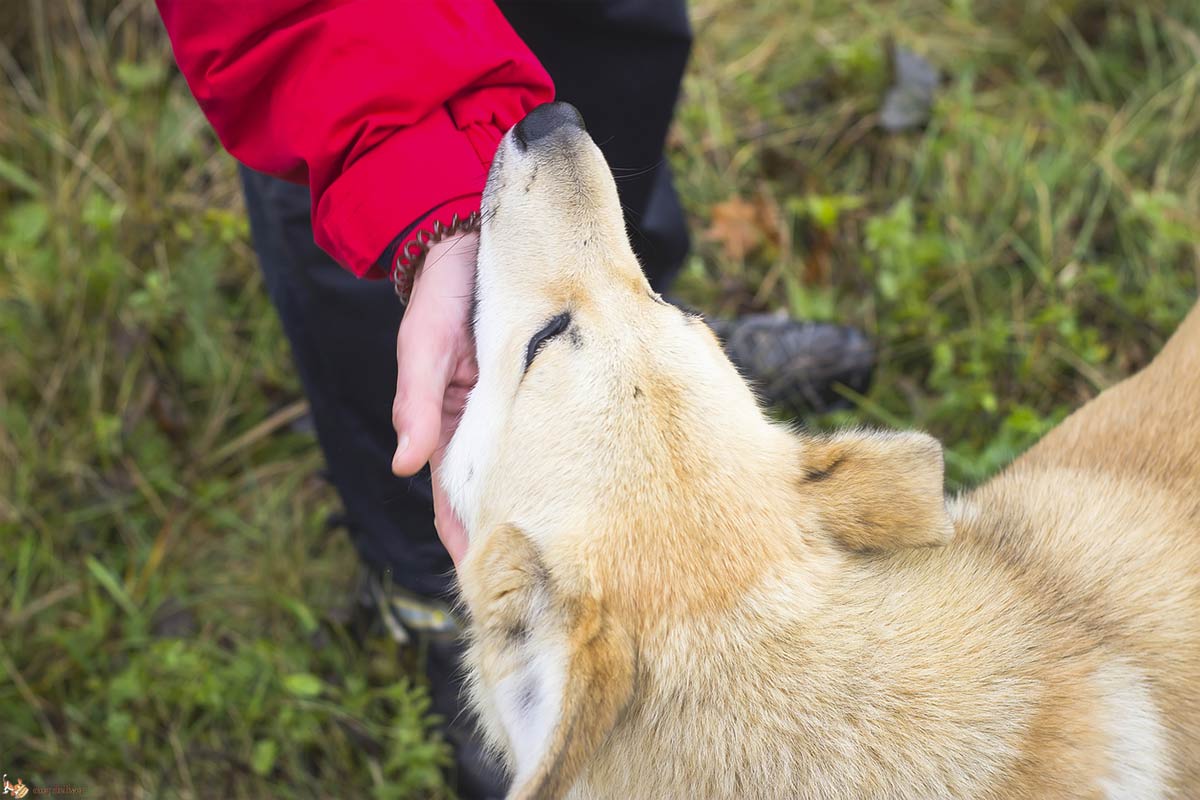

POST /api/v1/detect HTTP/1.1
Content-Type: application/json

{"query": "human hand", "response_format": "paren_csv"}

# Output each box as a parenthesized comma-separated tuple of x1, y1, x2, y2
(391, 232, 479, 567)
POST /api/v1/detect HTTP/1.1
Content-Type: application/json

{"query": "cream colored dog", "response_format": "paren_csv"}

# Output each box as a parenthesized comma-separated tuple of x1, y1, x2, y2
(441, 102, 1200, 799)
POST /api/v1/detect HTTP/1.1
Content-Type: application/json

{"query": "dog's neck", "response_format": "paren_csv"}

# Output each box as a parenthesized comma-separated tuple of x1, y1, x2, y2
(560, 383, 842, 627)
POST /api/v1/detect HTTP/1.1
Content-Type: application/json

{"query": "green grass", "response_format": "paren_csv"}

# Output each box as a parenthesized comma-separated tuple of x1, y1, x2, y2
(673, 0, 1200, 483)
(0, 4, 450, 798)
(1, 0, 1198, 797)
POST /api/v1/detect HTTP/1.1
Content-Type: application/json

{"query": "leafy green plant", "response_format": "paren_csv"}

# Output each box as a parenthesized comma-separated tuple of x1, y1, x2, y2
(675, 0, 1198, 487)
(1, 4, 450, 797)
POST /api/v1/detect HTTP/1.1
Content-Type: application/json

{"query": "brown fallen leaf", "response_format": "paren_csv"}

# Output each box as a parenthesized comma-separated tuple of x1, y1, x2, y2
(705, 196, 758, 261)
(705, 194, 781, 262)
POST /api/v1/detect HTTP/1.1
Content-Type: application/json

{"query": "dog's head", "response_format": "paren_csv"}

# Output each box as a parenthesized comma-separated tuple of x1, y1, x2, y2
(444, 101, 951, 568)
(442, 103, 954, 798)
(442, 102, 765, 549)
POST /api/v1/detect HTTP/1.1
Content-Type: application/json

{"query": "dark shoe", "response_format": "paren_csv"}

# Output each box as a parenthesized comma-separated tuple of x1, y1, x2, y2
(707, 310, 875, 417)
(361, 571, 510, 800)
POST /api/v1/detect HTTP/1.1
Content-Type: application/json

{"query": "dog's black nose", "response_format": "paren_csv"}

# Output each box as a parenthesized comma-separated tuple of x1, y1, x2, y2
(513, 102, 585, 148)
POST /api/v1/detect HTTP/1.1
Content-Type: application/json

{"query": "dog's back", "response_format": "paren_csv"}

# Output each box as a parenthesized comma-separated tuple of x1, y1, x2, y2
(960, 302, 1200, 794)
(580, 306, 1200, 799)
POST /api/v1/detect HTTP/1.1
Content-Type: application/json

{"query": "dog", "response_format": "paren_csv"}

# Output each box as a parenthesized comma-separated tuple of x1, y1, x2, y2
(441, 102, 1200, 799)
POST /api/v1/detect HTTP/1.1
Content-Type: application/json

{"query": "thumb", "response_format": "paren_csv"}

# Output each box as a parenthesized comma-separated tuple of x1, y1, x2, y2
(391, 322, 452, 477)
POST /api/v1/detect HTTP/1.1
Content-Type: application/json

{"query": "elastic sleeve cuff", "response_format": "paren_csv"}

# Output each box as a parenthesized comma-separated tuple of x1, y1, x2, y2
(313, 105, 497, 279)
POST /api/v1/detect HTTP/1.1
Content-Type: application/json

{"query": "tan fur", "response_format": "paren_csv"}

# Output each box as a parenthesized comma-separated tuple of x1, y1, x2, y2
(448, 117, 1200, 799)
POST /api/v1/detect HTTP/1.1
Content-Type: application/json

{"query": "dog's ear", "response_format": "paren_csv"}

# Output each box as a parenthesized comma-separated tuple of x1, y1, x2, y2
(460, 524, 634, 800)
(511, 592, 634, 800)
(799, 430, 954, 552)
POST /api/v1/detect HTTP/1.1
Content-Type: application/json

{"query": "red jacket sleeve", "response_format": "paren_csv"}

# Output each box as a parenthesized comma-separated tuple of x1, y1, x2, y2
(156, 0, 554, 278)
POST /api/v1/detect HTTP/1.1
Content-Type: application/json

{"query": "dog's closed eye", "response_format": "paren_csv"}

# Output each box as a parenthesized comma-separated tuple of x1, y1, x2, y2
(524, 311, 572, 373)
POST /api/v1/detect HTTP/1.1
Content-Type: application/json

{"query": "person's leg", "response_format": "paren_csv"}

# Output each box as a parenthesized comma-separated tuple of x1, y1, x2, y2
(241, 166, 507, 798)
(497, 0, 693, 289)
(239, 167, 454, 599)
(499, 2, 875, 414)
(243, 1, 696, 599)
(240, 10, 694, 793)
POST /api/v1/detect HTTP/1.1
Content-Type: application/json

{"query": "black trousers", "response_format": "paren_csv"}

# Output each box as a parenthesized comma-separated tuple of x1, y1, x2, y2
(241, 1, 691, 600)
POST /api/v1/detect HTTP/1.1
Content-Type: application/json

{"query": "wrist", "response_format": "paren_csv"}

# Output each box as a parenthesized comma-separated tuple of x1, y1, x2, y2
(406, 230, 480, 320)
(389, 199, 482, 304)
(424, 229, 480, 261)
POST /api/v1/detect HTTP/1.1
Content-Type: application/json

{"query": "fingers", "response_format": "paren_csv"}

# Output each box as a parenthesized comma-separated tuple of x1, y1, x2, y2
(392, 319, 452, 476)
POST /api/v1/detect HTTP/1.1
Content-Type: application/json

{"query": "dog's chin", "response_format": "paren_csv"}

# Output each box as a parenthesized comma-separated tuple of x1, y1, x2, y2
(440, 428, 482, 544)
(441, 282, 508, 544)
